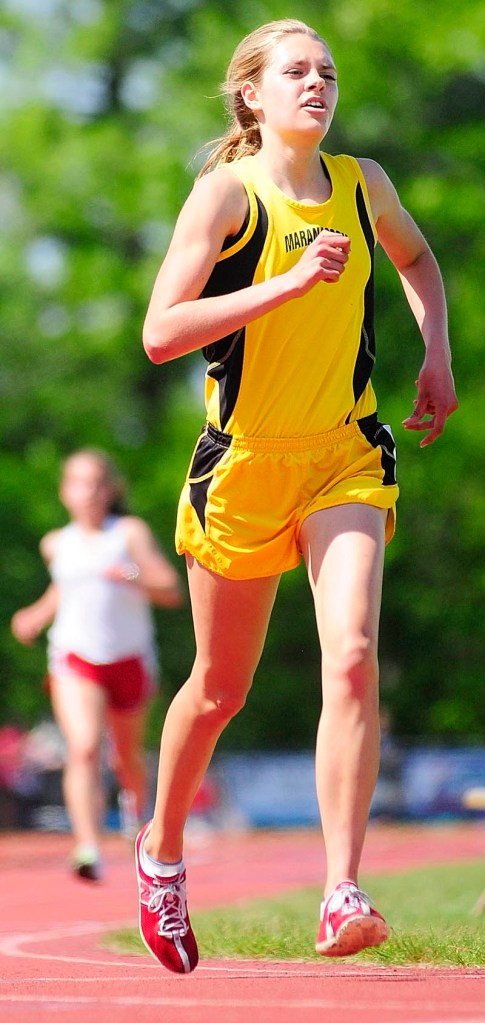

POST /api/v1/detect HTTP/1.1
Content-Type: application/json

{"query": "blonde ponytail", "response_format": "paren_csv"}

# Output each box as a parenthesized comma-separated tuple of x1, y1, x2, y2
(197, 118, 261, 178)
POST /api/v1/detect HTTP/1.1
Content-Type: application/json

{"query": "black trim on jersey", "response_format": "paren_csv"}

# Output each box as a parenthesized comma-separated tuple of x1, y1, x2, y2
(202, 196, 269, 430)
(187, 429, 231, 531)
(221, 209, 250, 251)
(346, 183, 376, 423)
(320, 154, 331, 183)
(358, 413, 397, 486)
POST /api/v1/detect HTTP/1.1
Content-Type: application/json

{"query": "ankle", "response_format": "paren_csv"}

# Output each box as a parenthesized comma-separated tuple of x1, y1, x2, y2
(145, 828, 183, 865)
(324, 876, 358, 899)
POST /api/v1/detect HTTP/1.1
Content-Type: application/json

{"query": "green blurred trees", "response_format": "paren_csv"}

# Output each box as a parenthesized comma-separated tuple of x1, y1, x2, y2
(0, 0, 484, 746)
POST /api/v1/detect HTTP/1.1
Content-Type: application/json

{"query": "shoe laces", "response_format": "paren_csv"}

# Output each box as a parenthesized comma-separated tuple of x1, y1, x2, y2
(328, 883, 372, 917)
(147, 876, 188, 937)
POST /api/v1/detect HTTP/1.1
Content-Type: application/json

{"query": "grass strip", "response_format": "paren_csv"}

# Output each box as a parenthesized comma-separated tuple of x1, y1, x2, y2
(105, 858, 485, 967)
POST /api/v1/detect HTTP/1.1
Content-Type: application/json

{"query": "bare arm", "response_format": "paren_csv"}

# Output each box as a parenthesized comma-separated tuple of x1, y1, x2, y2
(360, 157, 458, 446)
(11, 583, 59, 646)
(142, 166, 350, 365)
(104, 517, 184, 609)
(11, 529, 62, 644)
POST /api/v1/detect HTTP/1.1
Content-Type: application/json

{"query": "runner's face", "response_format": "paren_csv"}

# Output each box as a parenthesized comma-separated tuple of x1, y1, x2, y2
(60, 456, 114, 521)
(248, 34, 338, 143)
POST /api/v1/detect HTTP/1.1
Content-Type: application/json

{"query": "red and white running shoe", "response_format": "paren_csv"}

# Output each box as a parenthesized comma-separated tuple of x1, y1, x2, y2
(316, 880, 390, 957)
(135, 823, 199, 974)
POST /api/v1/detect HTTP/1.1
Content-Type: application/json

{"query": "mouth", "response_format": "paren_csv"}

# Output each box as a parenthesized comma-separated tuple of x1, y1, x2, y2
(303, 99, 326, 112)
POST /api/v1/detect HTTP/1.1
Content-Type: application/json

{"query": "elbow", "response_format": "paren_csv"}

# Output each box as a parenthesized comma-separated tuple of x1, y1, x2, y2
(142, 326, 167, 365)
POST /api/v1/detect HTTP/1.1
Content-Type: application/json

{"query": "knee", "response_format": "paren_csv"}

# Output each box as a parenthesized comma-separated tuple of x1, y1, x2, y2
(204, 682, 249, 722)
(67, 738, 100, 767)
(325, 633, 378, 700)
(188, 665, 251, 723)
(211, 688, 248, 721)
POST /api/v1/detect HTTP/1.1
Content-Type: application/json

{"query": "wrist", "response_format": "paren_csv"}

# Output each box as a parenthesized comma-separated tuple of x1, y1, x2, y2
(121, 562, 140, 583)
(423, 333, 451, 354)
(423, 340, 452, 366)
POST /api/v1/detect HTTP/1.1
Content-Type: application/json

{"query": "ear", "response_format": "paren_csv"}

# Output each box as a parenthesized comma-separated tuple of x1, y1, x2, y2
(240, 80, 261, 112)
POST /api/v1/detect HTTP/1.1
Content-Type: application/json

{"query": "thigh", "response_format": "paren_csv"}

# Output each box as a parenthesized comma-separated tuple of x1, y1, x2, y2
(186, 555, 280, 690)
(299, 504, 387, 649)
(49, 673, 106, 754)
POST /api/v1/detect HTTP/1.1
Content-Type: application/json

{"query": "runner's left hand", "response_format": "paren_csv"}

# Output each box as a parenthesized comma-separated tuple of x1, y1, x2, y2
(402, 357, 458, 446)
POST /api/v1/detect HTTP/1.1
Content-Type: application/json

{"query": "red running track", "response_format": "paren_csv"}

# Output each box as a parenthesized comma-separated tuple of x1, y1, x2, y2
(0, 822, 484, 1022)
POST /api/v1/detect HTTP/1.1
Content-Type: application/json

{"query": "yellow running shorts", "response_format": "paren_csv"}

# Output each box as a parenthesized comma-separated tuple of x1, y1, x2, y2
(175, 415, 398, 580)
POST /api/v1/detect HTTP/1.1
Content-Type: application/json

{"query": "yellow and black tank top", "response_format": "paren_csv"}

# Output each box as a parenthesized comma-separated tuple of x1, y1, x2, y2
(202, 153, 378, 438)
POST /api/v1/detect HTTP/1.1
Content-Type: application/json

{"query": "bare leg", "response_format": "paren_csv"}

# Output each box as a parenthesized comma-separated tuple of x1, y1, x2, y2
(299, 504, 387, 896)
(108, 704, 149, 821)
(146, 557, 280, 863)
(49, 674, 106, 849)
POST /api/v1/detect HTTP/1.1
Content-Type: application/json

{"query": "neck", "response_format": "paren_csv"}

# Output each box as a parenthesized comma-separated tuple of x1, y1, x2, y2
(255, 138, 328, 203)
(74, 511, 109, 532)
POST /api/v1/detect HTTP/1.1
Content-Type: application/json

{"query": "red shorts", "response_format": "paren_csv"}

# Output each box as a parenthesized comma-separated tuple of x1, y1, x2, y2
(47, 650, 156, 712)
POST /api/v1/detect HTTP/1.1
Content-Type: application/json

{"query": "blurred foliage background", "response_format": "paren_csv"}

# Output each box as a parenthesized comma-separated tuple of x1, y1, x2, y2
(1, 0, 484, 749)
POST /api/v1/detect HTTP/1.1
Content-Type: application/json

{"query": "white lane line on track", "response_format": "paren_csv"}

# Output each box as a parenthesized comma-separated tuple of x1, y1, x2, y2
(0, 924, 324, 974)
(0, 924, 362, 976)
(0, 995, 484, 1016)
(2, 924, 484, 985)
(0, 922, 142, 967)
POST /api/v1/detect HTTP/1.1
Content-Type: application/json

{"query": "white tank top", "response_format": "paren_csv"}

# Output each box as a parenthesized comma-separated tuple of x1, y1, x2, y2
(48, 516, 156, 664)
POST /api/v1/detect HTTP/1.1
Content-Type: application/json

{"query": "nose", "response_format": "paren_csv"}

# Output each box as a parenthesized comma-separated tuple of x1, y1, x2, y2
(307, 69, 325, 90)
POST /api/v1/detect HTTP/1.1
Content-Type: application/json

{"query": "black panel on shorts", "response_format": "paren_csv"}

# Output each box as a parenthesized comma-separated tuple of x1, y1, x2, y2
(188, 429, 231, 531)
(358, 413, 397, 486)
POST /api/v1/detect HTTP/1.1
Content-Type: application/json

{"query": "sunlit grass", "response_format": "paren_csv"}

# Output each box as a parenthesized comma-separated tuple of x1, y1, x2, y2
(106, 859, 485, 967)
